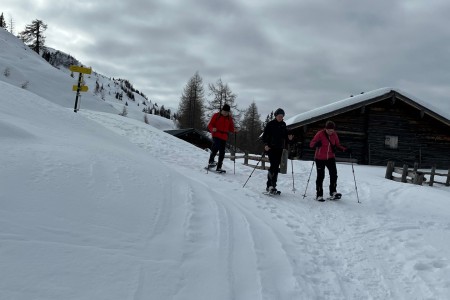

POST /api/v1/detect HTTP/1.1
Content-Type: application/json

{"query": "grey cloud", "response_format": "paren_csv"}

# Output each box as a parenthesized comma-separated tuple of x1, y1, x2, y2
(4, 0, 450, 116)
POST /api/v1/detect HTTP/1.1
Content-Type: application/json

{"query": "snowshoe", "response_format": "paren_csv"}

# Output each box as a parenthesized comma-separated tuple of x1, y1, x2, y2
(215, 169, 226, 174)
(316, 196, 325, 202)
(264, 187, 281, 196)
(327, 193, 342, 200)
(206, 162, 217, 169)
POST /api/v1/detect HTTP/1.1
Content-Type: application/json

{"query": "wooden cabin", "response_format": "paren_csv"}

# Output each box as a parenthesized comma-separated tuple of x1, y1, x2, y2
(165, 128, 212, 150)
(286, 88, 450, 169)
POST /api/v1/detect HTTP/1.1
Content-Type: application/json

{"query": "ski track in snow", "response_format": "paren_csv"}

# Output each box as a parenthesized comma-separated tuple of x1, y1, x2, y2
(80, 110, 450, 299)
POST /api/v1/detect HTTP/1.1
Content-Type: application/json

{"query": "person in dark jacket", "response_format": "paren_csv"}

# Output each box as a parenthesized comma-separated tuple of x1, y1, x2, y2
(309, 120, 350, 201)
(261, 108, 293, 193)
(207, 104, 236, 172)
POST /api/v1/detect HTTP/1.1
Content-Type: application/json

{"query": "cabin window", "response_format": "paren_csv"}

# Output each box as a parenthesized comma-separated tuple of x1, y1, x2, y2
(385, 135, 398, 149)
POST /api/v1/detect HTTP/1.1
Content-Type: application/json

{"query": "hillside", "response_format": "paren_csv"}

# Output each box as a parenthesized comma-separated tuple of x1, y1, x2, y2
(0, 29, 175, 130)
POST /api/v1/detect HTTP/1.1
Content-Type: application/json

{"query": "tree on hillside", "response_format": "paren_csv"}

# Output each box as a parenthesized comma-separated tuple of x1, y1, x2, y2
(19, 19, 47, 54)
(0, 13, 7, 29)
(238, 102, 263, 154)
(42, 50, 78, 68)
(177, 71, 206, 129)
(7, 15, 15, 34)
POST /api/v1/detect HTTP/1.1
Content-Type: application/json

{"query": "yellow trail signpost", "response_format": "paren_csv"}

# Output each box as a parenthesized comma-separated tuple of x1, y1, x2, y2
(72, 85, 88, 92)
(69, 65, 92, 74)
(70, 65, 92, 112)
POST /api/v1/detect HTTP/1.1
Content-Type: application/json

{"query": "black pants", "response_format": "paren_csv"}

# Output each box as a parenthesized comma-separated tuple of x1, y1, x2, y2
(209, 137, 227, 168)
(266, 148, 283, 188)
(315, 158, 338, 197)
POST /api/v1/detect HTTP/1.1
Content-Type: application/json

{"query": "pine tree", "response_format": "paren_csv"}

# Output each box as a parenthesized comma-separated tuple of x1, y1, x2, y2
(177, 71, 206, 129)
(239, 102, 263, 154)
(19, 19, 48, 53)
(0, 13, 7, 29)
(119, 106, 128, 116)
(94, 81, 100, 95)
(262, 111, 274, 131)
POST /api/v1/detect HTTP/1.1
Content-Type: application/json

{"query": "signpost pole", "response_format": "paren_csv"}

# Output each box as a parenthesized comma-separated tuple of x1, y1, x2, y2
(74, 73, 83, 112)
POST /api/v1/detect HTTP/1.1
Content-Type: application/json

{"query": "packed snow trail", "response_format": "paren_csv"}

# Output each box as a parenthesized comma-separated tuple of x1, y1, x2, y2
(81, 109, 450, 299)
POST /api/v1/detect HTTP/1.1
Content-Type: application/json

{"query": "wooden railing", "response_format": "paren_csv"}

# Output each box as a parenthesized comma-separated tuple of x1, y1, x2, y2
(385, 161, 450, 186)
(225, 150, 289, 174)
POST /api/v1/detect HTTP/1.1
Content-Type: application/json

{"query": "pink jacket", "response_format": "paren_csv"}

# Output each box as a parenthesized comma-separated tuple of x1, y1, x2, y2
(310, 129, 345, 160)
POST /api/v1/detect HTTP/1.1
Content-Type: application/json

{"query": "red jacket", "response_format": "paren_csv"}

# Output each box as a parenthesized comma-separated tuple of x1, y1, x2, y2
(208, 112, 235, 141)
(310, 129, 345, 160)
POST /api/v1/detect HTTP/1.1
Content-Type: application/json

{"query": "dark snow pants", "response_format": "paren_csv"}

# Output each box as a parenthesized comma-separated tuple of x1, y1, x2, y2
(209, 137, 227, 168)
(266, 148, 283, 189)
(315, 158, 338, 197)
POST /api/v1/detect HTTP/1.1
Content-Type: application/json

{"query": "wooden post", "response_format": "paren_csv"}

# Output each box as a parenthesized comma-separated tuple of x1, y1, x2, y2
(385, 161, 394, 180)
(446, 169, 450, 187)
(244, 152, 248, 165)
(280, 149, 288, 174)
(429, 165, 436, 187)
(401, 164, 408, 183)
(413, 173, 424, 185)
(412, 162, 421, 185)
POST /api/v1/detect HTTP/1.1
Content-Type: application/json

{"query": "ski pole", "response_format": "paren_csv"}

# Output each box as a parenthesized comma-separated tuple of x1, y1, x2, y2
(234, 132, 237, 174)
(243, 152, 265, 188)
(350, 153, 361, 203)
(302, 160, 315, 199)
(291, 159, 296, 193)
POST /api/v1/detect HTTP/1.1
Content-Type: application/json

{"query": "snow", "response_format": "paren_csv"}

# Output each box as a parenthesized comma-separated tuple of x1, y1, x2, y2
(2, 29, 450, 300)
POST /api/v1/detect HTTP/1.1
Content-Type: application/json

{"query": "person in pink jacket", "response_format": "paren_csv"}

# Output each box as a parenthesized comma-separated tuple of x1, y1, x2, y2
(207, 104, 236, 172)
(309, 120, 350, 201)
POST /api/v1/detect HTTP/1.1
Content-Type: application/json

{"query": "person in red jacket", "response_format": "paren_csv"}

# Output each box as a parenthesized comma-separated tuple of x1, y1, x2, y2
(309, 120, 350, 201)
(207, 104, 236, 172)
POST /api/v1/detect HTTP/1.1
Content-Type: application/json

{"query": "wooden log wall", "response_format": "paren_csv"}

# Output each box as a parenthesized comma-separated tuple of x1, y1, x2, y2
(289, 94, 450, 169)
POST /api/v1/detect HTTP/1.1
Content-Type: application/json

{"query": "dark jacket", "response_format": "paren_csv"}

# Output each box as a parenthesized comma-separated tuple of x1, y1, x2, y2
(262, 119, 290, 149)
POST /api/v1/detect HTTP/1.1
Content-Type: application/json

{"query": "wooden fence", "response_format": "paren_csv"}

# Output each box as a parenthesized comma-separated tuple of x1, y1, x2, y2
(226, 150, 289, 174)
(385, 161, 450, 186)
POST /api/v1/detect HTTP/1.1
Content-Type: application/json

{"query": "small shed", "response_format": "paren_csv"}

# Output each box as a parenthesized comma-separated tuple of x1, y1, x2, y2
(286, 88, 450, 169)
(165, 128, 212, 150)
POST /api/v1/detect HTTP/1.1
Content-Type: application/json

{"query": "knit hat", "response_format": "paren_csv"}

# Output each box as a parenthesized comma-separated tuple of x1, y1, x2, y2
(222, 104, 231, 112)
(274, 108, 285, 116)
(325, 121, 336, 129)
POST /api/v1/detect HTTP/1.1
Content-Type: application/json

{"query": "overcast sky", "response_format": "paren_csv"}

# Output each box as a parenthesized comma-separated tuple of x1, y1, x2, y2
(3, 0, 450, 119)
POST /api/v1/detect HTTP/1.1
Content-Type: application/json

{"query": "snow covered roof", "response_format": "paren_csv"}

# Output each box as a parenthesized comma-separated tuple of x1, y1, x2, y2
(286, 87, 450, 128)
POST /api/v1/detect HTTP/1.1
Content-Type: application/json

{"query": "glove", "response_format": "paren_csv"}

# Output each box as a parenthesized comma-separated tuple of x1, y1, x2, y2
(314, 140, 322, 148)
